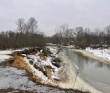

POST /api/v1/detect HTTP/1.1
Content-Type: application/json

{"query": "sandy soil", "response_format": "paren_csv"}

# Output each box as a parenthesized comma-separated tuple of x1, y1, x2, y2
(75, 49, 110, 64)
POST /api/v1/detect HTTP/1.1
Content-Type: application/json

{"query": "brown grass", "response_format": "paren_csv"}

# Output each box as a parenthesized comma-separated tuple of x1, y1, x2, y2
(39, 53, 47, 61)
(7, 53, 59, 87)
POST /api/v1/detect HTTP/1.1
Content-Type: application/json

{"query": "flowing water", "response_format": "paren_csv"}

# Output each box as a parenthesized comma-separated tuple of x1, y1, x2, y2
(59, 48, 110, 93)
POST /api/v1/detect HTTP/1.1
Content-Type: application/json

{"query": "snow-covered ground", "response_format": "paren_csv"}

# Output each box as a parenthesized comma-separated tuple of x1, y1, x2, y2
(0, 50, 13, 55)
(0, 48, 31, 63)
(0, 47, 62, 85)
(86, 47, 110, 61)
(0, 47, 82, 93)
(0, 66, 37, 90)
(4, 46, 62, 86)
(47, 46, 58, 54)
(0, 55, 13, 63)
(0, 66, 78, 93)
(24, 49, 61, 85)
(0, 50, 13, 63)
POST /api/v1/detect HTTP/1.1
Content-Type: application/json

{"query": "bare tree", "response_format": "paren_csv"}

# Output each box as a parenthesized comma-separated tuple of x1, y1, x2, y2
(104, 25, 110, 46)
(16, 18, 25, 33)
(0, 17, 46, 49)
(27, 17, 38, 33)
(55, 24, 69, 45)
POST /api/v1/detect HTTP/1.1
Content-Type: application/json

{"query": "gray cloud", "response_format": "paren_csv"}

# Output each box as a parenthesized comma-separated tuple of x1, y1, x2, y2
(0, 0, 110, 36)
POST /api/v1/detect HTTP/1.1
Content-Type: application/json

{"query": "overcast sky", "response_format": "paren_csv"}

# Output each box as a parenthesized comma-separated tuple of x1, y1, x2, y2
(0, 0, 110, 36)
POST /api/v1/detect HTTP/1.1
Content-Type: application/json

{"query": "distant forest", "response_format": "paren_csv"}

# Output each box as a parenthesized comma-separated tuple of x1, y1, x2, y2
(0, 17, 46, 49)
(1, 18, 110, 50)
(47, 24, 110, 49)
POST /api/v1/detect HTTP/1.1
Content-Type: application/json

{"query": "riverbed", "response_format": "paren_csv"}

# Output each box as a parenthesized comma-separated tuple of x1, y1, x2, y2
(59, 48, 110, 93)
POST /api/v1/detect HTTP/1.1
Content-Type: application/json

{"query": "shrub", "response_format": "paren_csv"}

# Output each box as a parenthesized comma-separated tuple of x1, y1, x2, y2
(52, 57, 62, 68)
(42, 48, 52, 56)
(29, 61, 33, 65)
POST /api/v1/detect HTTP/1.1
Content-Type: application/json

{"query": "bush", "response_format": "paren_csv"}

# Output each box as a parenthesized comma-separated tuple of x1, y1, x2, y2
(42, 48, 52, 56)
(29, 61, 33, 65)
(22, 48, 39, 55)
(52, 57, 62, 68)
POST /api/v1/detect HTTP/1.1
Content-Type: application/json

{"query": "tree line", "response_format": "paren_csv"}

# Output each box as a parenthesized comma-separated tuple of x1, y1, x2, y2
(47, 24, 110, 49)
(0, 17, 46, 50)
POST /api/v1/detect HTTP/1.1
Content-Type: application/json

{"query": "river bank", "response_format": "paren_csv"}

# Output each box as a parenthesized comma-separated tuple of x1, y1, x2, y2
(0, 47, 87, 93)
(59, 53, 102, 93)
(59, 47, 110, 93)
(0, 46, 109, 93)
(74, 49, 110, 64)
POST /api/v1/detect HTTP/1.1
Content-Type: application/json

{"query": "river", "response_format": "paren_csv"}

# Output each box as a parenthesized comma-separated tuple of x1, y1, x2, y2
(59, 48, 110, 93)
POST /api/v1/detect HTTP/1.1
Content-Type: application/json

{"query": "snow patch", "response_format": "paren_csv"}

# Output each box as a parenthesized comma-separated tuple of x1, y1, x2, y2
(24, 49, 60, 85)
(86, 47, 110, 62)
(0, 66, 37, 90)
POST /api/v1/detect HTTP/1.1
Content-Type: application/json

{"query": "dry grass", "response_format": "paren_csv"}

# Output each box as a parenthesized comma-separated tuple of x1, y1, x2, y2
(39, 53, 47, 61)
(7, 52, 59, 87)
